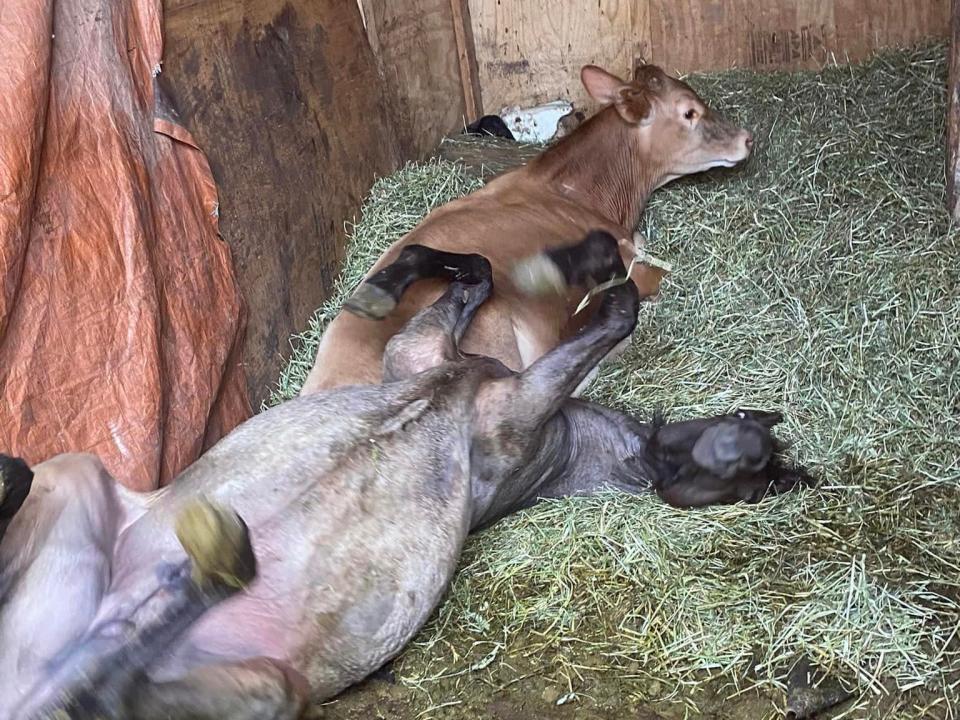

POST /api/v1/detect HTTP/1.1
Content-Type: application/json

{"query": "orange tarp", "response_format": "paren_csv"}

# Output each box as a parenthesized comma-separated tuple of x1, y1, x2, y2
(0, 0, 251, 490)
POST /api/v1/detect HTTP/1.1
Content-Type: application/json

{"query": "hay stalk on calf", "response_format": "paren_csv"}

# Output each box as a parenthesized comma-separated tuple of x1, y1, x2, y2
(274, 43, 960, 718)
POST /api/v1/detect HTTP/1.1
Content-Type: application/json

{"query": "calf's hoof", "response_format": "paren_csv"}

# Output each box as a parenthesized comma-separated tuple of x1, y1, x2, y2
(344, 282, 398, 321)
(175, 499, 257, 592)
(0, 454, 33, 521)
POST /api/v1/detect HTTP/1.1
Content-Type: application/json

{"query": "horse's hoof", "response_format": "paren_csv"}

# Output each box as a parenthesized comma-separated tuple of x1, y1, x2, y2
(175, 499, 257, 592)
(510, 254, 565, 296)
(344, 283, 397, 321)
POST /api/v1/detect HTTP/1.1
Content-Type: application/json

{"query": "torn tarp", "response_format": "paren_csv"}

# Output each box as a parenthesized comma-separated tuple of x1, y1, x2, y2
(0, 0, 251, 490)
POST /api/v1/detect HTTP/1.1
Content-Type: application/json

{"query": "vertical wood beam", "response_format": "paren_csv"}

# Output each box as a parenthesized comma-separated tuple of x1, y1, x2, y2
(947, 0, 960, 219)
(450, 0, 483, 121)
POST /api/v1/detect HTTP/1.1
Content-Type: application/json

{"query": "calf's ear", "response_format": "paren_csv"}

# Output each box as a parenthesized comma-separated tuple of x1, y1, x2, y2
(581, 65, 654, 126)
(581, 65, 626, 104)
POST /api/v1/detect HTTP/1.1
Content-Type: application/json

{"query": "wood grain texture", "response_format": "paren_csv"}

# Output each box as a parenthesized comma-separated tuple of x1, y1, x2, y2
(947, 0, 960, 218)
(471, 0, 643, 112)
(451, 0, 483, 121)
(361, 0, 469, 157)
(471, 0, 949, 112)
(163, 0, 403, 404)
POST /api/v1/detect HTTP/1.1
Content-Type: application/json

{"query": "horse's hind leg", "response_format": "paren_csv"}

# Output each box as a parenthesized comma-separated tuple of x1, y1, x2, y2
(487, 258, 645, 429)
(0, 454, 122, 718)
(16, 500, 258, 720)
(345, 244, 492, 321)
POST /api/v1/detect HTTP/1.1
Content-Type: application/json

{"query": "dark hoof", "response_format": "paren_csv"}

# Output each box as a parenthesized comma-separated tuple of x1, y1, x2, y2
(597, 281, 641, 335)
(0, 454, 33, 522)
(344, 283, 398, 321)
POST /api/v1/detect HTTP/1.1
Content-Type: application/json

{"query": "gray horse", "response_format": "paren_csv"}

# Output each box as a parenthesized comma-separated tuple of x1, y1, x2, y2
(0, 231, 810, 719)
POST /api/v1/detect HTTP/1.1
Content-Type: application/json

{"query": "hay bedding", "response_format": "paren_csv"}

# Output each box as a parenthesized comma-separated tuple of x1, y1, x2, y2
(272, 45, 960, 718)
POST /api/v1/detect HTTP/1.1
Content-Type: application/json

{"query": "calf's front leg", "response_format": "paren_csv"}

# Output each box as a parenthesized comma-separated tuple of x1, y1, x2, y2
(345, 244, 492, 321)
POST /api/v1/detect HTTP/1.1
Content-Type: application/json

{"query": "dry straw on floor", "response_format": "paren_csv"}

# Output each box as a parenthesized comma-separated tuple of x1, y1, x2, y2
(272, 44, 960, 718)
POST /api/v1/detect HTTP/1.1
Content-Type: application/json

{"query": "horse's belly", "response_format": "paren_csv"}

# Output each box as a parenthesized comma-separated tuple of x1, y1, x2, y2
(148, 507, 467, 700)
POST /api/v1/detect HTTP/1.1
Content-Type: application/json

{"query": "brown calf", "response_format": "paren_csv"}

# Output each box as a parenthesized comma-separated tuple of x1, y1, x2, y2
(301, 63, 753, 394)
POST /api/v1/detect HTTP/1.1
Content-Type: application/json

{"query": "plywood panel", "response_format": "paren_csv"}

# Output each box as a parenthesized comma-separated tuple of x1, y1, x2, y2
(163, 0, 403, 403)
(833, 0, 946, 61)
(471, 0, 949, 113)
(360, 0, 472, 158)
(471, 0, 648, 112)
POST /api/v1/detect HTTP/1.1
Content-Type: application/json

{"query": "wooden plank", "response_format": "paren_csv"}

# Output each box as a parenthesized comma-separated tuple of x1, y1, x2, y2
(470, 0, 949, 114)
(649, 0, 836, 73)
(947, 0, 960, 219)
(362, 0, 468, 158)
(470, 0, 644, 113)
(631, 0, 652, 72)
(450, 0, 483, 122)
(162, 0, 404, 403)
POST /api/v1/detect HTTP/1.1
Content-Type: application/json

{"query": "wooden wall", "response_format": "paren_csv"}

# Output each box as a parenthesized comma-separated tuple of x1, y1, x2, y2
(359, 0, 482, 157)
(470, 0, 950, 112)
(162, 0, 471, 404)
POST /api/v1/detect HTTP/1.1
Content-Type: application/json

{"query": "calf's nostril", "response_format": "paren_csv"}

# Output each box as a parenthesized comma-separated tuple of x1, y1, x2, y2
(744, 133, 754, 149)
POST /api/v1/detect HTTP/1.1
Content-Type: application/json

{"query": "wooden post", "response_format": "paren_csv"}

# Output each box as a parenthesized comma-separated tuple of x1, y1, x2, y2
(947, 0, 960, 219)
(449, 0, 483, 122)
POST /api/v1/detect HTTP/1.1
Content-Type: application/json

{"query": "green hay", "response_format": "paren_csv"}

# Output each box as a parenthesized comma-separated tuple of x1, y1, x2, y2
(273, 44, 960, 718)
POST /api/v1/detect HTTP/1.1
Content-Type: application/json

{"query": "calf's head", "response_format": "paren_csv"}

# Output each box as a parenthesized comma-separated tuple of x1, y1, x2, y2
(580, 63, 754, 180)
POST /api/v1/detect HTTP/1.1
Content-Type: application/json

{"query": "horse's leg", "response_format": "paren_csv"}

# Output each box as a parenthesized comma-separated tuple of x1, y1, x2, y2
(0, 454, 34, 544)
(15, 500, 257, 720)
(381, 255, 493, 381)
(509, 229, 660, 397)
(486, 268, 644, 430)
(0, 454, 123, 718)
(344, 244, 491, 321)
(127, 657, 309, 720)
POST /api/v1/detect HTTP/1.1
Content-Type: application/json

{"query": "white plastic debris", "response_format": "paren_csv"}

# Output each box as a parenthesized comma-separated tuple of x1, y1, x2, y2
(499, 100, 573, 143)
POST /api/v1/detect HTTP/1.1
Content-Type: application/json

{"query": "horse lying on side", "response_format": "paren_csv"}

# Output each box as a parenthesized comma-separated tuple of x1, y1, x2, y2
(0, 232, 810, 719)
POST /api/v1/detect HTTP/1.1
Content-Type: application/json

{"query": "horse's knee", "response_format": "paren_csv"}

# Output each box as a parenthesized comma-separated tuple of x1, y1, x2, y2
(7, 453, 122, 558)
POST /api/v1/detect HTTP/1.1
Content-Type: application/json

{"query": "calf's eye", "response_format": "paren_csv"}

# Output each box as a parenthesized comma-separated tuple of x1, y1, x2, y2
(684, 109, 698, 121)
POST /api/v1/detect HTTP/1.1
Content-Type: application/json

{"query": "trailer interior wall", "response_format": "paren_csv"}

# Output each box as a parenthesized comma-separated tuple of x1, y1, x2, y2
(469, 0, 950, 113)
(162, 0, 472, 403)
